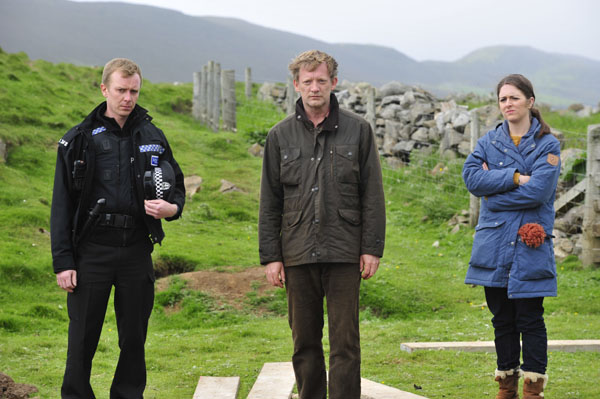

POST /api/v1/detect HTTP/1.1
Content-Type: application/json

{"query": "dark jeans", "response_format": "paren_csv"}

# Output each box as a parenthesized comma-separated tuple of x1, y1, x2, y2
(285, 263, 362, 399)
(61, 239, 155, 399)
(484, 287, 547, 374)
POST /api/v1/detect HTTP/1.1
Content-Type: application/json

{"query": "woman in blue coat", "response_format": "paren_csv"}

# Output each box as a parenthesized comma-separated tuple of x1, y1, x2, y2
(463, 74, 561, 399)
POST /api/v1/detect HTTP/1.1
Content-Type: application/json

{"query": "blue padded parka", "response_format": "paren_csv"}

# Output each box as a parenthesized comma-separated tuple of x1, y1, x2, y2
(462, 118, 561, 299)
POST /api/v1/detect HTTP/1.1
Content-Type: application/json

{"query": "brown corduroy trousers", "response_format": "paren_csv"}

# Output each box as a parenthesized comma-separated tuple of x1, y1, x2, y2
(285, 263, 362, 399)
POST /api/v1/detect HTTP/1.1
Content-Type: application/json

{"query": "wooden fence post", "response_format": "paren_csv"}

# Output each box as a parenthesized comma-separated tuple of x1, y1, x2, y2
(581, 124, 600, 267)
(192, 71, 201, 121)
(222, 69, 237, 131)
(286, 75, 296, 115)
(206, 61, 214, 128)
(469, 109, 480, 227)
(200, 65, 208, 123)
(245, 67, 252, 99)
(366, 86, 376, 132)
(212, 63, 221, 132)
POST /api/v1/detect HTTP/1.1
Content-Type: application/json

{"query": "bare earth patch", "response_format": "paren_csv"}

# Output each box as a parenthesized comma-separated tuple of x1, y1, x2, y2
(0, 372, 38, 399)
(155, 266, 277, 310)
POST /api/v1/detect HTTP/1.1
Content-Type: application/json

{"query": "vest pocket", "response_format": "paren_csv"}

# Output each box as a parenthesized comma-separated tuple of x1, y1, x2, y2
(470, 220, 506, 269)
(487, 154, 515, 169)
(139, 141, 165, 169)
(513, 238, 556, 280)
(280, 148, 301, 184)
(280, 148, 301, 198)
(334, 145, 359, 184)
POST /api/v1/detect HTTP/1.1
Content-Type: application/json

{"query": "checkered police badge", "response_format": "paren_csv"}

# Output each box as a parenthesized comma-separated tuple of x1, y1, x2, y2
(138, 144, 165, 154)
(92, 126, 106, 136)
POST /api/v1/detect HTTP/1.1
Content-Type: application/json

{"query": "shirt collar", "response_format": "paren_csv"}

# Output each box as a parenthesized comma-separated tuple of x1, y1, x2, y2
(295, 93, 340, 132)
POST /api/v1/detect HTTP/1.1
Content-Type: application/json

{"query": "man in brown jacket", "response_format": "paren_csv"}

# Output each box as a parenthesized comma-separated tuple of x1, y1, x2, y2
(259, 50, 386, 399)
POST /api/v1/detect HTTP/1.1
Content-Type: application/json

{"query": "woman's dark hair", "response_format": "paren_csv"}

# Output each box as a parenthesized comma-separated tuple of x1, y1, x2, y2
(496, 74, 551, 137)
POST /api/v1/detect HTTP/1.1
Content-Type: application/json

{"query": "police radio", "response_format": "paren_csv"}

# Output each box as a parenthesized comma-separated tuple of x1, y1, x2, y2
(143, 160, 175, 202)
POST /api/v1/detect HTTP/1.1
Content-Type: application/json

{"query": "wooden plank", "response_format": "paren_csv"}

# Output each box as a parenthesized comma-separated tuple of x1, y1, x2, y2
(247, 362, 296, 399)
(193, 376, 239, 399)
(400, 340, 600, 353)
(554, 178, 587, 213)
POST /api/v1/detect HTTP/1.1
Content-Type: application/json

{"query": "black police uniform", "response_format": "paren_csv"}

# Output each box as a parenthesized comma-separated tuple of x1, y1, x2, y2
(50, 102, 185, 398)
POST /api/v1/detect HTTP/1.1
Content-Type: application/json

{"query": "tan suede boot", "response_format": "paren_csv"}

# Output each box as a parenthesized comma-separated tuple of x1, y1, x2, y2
(522, 371, 548, 399)
(495, 368, 520, 399)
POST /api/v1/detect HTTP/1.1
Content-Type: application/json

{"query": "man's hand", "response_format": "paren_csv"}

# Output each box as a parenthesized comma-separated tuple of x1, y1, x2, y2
(56, 270, 77, 293)
(360, 254, 380, 280)
(144, 199, 178, 219)
(265, 261, 285, 288)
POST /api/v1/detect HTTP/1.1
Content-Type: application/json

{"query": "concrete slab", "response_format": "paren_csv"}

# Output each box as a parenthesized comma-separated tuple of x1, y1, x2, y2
(547, 340, 600, 352)
(401, 341, 494, 353)
(193, 376, 240, 399)
(247, 362, 296, 399)
(361, 378, 429, 399)
(400, 340, 600, 353)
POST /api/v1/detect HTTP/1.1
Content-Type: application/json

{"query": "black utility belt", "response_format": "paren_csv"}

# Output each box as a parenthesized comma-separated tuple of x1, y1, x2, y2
(97, 213, 136, 229)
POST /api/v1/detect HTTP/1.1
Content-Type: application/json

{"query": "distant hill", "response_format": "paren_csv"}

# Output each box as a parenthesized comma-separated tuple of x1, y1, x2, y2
(1, 0, 599, 107)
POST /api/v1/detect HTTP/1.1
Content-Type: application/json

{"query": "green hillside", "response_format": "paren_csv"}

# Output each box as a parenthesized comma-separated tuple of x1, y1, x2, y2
(1, 49, 599, 398)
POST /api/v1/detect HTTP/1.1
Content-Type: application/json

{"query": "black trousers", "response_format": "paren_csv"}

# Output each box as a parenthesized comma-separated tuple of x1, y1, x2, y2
(285, 263, 362, 399)
(61, 239, 155, 399)
(484, 287, 547, 374)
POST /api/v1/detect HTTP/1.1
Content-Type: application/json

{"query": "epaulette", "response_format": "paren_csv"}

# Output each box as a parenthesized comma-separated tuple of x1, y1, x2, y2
(57, 125, 85, 148)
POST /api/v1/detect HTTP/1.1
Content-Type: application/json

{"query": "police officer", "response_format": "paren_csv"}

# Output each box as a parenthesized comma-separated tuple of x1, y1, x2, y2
(50, 58, 185, 398)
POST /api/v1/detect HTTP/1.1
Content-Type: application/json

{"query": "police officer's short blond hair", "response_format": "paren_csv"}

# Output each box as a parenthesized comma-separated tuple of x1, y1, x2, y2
(102, 58, 142, 88)
(288, 50, 338, 82)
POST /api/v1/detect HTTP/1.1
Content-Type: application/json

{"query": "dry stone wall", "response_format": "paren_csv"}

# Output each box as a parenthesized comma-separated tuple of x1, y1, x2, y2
(259, 80, 502, 164)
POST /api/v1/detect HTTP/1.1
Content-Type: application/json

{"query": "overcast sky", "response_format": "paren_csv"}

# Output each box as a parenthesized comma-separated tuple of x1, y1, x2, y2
(72, 0, 599, 62)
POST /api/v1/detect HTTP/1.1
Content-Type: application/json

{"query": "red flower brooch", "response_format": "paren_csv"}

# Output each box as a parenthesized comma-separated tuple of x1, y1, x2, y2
(518, 223, 546, 248)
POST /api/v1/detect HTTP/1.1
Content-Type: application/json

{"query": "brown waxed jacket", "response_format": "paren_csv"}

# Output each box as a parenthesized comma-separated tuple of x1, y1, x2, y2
(259, 94, 386, 266)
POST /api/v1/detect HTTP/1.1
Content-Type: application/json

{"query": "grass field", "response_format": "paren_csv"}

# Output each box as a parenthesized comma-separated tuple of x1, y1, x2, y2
(0, 49, 599, 398)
